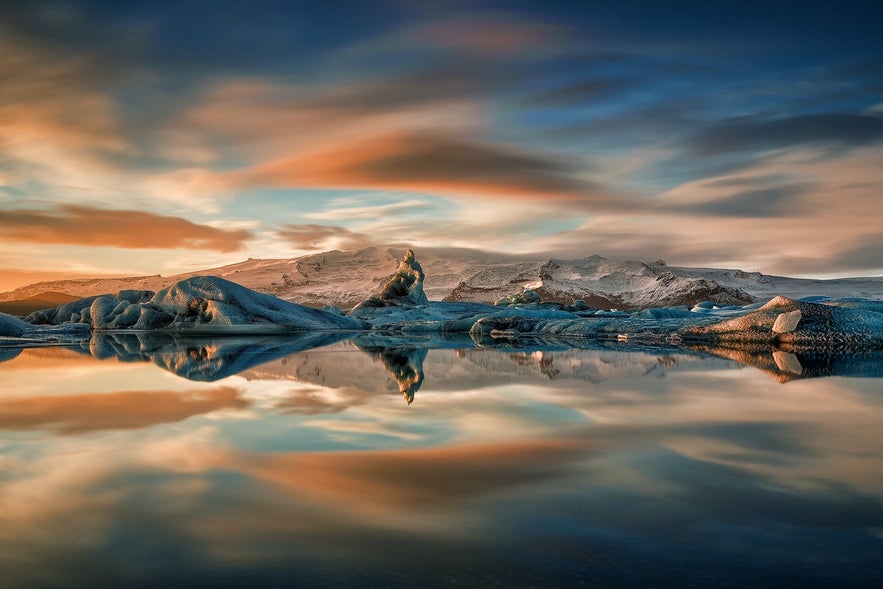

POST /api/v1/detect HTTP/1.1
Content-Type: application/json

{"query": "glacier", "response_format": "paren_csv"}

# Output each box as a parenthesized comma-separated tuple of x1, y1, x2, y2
(5, 246, 883, 311)
(9, 250, 882, 357)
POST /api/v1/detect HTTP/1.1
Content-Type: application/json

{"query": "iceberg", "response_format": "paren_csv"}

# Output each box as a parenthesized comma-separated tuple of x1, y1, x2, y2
(0, 312, 30, 337)
(12, 249, 882, 356)
(348, 248, 429, 319)
(347, 252, 882, 352)
(1, 311, 90, 346)
(5, 246, 883, 311)
(26, 276, 365, 333)
(680, 295, 883, 349)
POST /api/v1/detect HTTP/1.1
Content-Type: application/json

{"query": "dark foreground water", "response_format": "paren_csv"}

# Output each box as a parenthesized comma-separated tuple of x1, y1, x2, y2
(1, 334, 881, 588)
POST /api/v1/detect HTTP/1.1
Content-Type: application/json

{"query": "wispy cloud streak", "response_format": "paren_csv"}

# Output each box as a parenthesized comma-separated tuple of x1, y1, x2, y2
(0, 206, 251, 252)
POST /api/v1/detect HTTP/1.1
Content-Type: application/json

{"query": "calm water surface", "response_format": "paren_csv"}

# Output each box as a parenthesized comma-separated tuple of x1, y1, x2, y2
(1, 335, 881, 588)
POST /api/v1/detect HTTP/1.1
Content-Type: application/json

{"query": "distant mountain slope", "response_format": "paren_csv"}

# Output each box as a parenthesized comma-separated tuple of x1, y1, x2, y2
(443, 256, 755, 308)
(2, 247, 882, 310)
(0, 292, 80, 316)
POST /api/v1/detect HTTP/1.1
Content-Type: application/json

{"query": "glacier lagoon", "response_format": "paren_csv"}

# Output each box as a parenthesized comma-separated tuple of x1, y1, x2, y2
(1, 335, 881, 588)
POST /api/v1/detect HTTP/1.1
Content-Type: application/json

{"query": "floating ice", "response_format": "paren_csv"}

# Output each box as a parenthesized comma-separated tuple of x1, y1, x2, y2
(1, 311, 89, 346)
(349, 249, 429, 319)
(26, 276, 364, 333)
(680, 296, 883, 349)
(14, 251, 883, 352)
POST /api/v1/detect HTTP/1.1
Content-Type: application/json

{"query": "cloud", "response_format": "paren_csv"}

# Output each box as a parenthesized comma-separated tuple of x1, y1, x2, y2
(1, 3, 880, 279)
(403, 15, 569, 56)
(0, 23, 230, 212)
(0, 387, 248, 434)
(179, 77, 490, 187)
(0, 24, 132, 164)
(533, 146, 883, 275)
(232, 132, 610, 204)
(304, 198, 430, 221)
(670, 183, 812, 218)
(0, 205, 251, 252)
(309, 62, 512, 113)
(524, 77, 636, 107)
(689, 113, 883, 155)
(829, 233, 883, 272)
(276, 224, 375, 251)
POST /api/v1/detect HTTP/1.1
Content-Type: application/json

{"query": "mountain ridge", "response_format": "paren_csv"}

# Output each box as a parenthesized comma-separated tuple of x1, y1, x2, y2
(3, 247, 882, 310)
(0, 291, 81, 316)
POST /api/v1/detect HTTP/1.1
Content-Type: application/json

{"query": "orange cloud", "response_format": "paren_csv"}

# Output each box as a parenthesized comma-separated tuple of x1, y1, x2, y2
(231, 132, 611, 204)
(0, 205, 251, 252)
(0, 387, 248, 434)
(0, 27, 131, 172)
(276, 224, 374, 251)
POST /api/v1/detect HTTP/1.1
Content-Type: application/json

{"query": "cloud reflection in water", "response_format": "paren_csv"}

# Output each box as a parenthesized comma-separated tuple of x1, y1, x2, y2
(0, 336, 881, 588)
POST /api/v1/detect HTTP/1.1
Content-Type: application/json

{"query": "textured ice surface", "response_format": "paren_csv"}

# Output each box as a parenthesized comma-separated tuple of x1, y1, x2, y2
(16, 250, 883, 352)
(0, 312, 29, 337)
(7, 247, 882, 311)
(1, 311, 90, 346)
(349, 249, 429, 319)
(681, 296, 883, 349)
(26, 276, 364, 332)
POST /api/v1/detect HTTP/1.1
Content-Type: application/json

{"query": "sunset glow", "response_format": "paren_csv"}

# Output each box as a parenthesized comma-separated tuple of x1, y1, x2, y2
(1, 1, 882, 291)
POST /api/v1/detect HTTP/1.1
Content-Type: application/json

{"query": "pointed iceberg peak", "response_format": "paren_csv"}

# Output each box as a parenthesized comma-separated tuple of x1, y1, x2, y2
(377, 248, 428, 307)
(347, 249, 429, 319)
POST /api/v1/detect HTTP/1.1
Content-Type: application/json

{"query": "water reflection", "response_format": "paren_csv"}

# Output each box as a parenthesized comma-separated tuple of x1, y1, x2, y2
(355, 344, 427, 404)
(686, 343, 883, 382)
(80, 331, 352, 381)
(0, 386, 248, 434)
(0, 335, 881, 588)
(4, 331, 879, 392)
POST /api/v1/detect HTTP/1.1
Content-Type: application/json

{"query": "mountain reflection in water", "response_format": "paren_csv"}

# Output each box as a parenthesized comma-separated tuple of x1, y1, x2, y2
(0, 336, 881, 588)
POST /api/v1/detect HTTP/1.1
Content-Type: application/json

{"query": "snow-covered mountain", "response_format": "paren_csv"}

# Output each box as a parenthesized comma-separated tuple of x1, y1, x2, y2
(3, 247, 882, 311)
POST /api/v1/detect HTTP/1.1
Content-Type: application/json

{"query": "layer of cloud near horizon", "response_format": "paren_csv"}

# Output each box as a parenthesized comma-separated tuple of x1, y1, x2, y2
(1, 0, 882, 288)
(0, 206, 251, 251)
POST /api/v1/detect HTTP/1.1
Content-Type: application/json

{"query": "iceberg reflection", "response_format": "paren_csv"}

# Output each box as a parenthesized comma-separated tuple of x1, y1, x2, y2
(3, 331, 877, 391)
(685, 343, 883, 382)
(80, 331, 353, 381)
(354, 344, 427, 404)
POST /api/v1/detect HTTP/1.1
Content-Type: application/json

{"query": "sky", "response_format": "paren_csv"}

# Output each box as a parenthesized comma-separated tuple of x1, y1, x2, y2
(1, 0, 883, 291)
